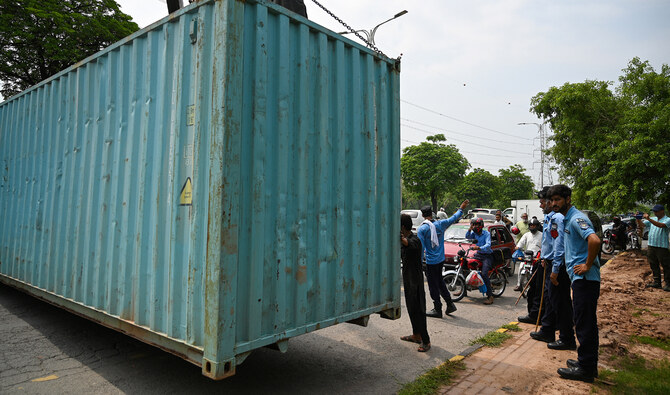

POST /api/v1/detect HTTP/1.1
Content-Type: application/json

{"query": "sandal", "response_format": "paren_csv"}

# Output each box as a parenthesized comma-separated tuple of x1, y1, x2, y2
(401, 335, 421, 344)
(418, 343, 431, 352)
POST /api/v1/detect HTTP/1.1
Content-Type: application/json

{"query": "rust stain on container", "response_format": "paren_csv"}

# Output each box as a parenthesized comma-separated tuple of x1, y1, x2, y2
(296, 265, 307, 285)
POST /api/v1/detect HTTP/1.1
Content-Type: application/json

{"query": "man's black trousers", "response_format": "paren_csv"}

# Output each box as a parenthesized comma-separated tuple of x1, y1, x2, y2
(540, 264, 575, 343)
(572, 279, 600, 371)
(426, 262, 452, 309)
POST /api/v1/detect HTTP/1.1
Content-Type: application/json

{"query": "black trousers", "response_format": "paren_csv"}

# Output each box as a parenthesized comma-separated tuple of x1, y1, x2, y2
(572, 279, 600, 371)
(648, 246, 670, 285)
(425, 262, 452, 309)
(540, 264, 575, 343)
(403, 275, 430, 344)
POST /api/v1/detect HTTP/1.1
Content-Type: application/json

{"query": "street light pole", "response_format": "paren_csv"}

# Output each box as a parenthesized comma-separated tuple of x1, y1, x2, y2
(518, 122, 547, 188)
(338, 10, 408, 47)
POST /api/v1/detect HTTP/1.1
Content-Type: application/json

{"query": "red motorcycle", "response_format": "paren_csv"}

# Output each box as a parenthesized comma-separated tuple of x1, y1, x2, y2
(442, 243, 507, 302)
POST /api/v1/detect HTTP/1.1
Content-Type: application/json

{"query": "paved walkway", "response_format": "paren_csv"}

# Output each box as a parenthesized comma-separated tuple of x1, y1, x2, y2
(441, 321, 594, 394)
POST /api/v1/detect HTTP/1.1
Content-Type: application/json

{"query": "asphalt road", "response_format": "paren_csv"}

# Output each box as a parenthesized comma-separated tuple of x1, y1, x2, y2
(1, 275, 528, 394)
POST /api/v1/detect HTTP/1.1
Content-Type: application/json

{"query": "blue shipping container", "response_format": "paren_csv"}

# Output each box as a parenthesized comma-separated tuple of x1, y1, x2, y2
(0, 0, 400, 379)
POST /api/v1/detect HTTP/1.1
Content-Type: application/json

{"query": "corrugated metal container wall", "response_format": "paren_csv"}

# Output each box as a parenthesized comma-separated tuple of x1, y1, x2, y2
(0, 0, 400, 379)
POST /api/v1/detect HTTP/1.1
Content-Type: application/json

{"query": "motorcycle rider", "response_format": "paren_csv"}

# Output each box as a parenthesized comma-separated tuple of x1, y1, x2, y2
(611, 216, 629, 251)
(513, 218, 542, 292)
(465, 218, 495, 305)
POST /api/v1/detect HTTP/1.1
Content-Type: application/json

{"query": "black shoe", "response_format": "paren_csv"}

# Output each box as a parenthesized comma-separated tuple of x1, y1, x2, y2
(548, 340, 577, 350)
(426, 308, 443, 318)
(530, 331, 555, 343)
(664, 285, 670, 292)
(517, 315, 537, 324)
(445, 302, 457, 315)
(566, 360, 599, 377)
(646, 282, 661, 289)
(558, 366, 597, 382)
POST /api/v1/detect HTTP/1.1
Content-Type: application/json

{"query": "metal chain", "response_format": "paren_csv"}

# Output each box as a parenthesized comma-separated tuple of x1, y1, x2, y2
(308, 0, 388, 58)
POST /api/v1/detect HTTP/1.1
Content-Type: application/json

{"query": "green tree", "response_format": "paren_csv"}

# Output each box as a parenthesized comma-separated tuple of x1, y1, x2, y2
(530, 58, 670, 212)
(454, 168, 500, 208)
(494, 165, 535, 209)
(0, 0, 139, 98)
(401, 134, 470, 213)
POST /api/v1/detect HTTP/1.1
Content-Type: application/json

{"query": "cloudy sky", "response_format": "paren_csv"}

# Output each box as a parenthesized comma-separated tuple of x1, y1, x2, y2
(118, 0, 669, 187)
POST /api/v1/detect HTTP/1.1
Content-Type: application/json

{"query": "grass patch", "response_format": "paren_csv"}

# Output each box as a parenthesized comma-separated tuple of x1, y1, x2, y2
(631, 335, 670, 351)
(470, 331, 513, 347)
(501, 323, 521, 332)
(398, 360, 465, 395)
(632, 308, 663, 318)
(596, 355, 670, 395)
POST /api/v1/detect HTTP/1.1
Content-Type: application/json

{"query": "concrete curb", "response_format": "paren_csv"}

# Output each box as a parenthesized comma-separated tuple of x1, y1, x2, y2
(447, 321, 518, 363)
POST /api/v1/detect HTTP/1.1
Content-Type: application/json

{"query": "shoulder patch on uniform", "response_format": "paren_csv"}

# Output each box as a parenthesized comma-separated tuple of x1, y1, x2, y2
(575, 217, 590, 230)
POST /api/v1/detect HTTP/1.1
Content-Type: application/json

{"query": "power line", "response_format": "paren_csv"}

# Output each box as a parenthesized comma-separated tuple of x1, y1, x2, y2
(400, 139, 528, 171)
(401, 99, 530, 140)
(402, 124, 533, 156)
(402, 118, 535, 147)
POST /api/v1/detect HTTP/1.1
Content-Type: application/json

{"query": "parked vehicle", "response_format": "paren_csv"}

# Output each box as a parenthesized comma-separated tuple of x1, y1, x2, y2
(443, 222, 515, 276)
(401, 209, 425, 234)
(627, 229, 641, 250)
(503, 200, 543, 223)
(462, 212, 496, 221)
(602, 227, 640, 254)
(469, 208, 498, 215)
(442, 243, 508, 302)
(0, 0, 401, 380)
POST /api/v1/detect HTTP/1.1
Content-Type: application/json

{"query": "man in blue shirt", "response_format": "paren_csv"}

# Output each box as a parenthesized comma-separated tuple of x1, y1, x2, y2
(418, 200, 470, 318)
(548, 185, 601, 383)
(636, 204, 670, 291)
(465, 218, 495, 305)
(528, 186, 576, 351)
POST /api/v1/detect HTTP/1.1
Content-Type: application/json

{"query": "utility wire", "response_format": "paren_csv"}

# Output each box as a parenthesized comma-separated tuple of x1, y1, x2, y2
(401, 99, 531, 140)
(402, 118, 535, 147)
(402, 124, 533, 156)
(400, 139, 526, 171)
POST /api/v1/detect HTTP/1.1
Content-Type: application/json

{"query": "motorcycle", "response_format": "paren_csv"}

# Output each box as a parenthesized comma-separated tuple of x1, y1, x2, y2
(626, 229, 641, 250)
(442, 242, 507, 302)
(516, 249, 540, 298)
(601, 228, 619, 254)
(602, 228, 640, 254)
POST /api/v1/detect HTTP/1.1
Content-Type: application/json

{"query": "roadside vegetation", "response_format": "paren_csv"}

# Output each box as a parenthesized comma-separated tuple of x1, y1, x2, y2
(398, 360, 465, 395)
(469, 330, 513, 347)
(595, 355, 670, 394)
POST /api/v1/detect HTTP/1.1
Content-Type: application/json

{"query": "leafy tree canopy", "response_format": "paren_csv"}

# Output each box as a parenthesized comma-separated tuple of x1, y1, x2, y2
(0, 0, 139, 98)
(454, 168, 500, 208)
(401, 134, 470, 213)
(494, 164, 535, 209)
(531, 58, 670, 212)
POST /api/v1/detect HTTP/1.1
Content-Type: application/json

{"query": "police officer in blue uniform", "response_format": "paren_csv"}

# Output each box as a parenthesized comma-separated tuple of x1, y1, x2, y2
(548, 185, 601, 383)
(529, 186, 576, 349)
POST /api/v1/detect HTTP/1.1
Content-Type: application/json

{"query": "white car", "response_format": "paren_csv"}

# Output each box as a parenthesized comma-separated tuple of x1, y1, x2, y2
(401, 209, 425, 234)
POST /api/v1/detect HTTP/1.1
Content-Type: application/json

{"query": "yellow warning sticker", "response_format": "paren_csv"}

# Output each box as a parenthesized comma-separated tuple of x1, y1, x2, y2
(180, 177, 193, 206)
